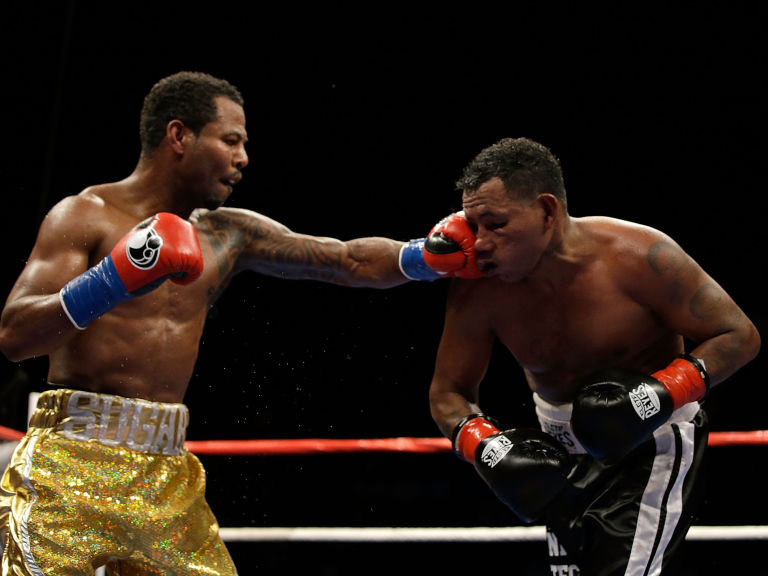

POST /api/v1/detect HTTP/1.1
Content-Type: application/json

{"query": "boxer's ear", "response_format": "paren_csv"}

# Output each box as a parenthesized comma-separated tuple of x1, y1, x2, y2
(167, 120, 188, 154)
(536, 194, 560, 228)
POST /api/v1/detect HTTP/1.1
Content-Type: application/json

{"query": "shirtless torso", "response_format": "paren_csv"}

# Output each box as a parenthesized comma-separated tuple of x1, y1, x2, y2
(3, 180, 407, 403)
(429, 175, 758, 435)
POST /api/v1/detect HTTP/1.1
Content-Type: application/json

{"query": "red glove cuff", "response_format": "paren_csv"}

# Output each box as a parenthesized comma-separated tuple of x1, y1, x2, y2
(452, 414, 500, 463)
(652, 355, 710, 410)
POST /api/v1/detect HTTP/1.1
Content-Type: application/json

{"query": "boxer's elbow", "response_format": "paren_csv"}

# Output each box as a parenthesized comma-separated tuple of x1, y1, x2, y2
(742, 320, 762, 364)
(0, 327, 29, 362)
(0, 310, 50, 362)
(715, 319, 762, 385)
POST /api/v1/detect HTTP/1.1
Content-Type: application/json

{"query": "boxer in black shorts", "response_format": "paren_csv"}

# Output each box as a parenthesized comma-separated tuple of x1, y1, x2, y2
(413, 138, 759, 575)
(535, 393, 707, 574)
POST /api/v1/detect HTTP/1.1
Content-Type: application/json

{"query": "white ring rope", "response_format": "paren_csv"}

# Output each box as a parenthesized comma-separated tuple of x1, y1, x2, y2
(218, 525, 768, 542)
(92, 525, 768, 575)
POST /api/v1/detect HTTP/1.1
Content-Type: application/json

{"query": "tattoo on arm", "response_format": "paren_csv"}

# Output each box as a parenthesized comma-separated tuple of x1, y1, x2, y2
(647, 241, 685, 277)
(647, 240, 689, 303)
(201, 210, 345, 282)
(689, 283, 724, 321)
(199, 212, 251, 282)
(648, 240, 726, 316)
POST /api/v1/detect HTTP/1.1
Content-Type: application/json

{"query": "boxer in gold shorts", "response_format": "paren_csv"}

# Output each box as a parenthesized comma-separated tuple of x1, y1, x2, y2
(0, 72, 454, 575)
(1, 389, 236, 575)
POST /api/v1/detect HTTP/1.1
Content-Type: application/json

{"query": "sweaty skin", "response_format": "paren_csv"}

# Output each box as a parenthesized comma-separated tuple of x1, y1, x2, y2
(0, 96, 407, 403)
(429, 177, 760, 437)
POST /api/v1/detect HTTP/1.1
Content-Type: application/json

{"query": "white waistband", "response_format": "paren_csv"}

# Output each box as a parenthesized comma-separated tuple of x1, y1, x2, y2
(533, 393, 587, 455)
(533, 392, 701, 456)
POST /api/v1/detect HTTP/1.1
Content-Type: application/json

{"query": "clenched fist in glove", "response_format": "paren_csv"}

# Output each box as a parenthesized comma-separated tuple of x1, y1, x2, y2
(399, 212, 482, 281)
(60, 212, 204, 329)
(452, 414, 572, 524)
(571, 355, 709, 462)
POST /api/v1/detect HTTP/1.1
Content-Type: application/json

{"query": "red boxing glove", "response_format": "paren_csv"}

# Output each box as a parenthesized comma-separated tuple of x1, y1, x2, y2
(60, 213, 203, 329)
(111, 212, 204, 293)
(652, 355, 709, 410)
(423, 212, 482, 279)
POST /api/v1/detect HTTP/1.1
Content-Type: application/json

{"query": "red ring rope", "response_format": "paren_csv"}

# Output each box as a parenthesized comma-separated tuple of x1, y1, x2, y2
(0, 425, 23, 441)
(1, 425, 766, 454)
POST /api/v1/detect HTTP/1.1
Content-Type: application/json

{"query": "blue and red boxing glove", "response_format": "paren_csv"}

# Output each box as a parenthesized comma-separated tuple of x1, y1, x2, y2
(399, 211, 482, 281)
(59, 212, 204, 329)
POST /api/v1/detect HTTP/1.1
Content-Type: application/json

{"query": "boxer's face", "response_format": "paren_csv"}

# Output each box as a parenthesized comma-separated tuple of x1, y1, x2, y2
(180, 96, 249, 210)
(462, 177, 553, 282)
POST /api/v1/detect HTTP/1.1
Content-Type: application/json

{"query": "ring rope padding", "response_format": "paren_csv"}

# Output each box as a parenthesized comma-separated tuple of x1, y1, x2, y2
(1, 425, 767, 451)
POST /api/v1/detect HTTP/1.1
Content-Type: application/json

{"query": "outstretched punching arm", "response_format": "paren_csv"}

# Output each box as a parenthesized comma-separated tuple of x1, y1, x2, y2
(200, 208, 481, 289)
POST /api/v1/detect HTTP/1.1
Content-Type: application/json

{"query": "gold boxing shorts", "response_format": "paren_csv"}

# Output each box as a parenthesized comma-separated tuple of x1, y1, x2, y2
(0, 389, 238, 575)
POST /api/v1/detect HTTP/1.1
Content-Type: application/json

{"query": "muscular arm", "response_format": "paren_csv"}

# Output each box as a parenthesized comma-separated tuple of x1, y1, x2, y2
(429, 280, 496, 438)
(198, 207, 411, 288)
(628, 232, 760, 388)
(0, 197, 101, 361)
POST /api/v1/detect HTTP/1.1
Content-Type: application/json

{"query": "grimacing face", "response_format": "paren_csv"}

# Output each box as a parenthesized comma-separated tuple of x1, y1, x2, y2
(462, 178, 554, 282)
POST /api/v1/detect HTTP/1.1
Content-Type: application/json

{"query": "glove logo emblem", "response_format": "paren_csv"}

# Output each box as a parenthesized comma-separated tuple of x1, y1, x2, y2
(480, 435, 513, 468)
(629, 383, 661, 420)
(126, 227, 163, 270)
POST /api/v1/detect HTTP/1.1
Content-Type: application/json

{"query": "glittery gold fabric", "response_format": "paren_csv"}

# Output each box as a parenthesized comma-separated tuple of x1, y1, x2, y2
(0, 389, 238, 575)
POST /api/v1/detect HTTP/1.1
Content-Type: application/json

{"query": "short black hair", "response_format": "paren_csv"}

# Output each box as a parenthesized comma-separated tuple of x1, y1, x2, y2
(457, 137, 567, 211)
(139, 71, 244, 153)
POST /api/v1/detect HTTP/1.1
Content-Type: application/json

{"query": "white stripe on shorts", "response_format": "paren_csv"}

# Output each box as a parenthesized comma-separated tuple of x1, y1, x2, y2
(626, 402, 698, 576)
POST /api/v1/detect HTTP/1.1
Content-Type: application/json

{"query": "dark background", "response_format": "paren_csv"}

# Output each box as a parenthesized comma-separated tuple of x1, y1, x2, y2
(2, 1, 766, 573)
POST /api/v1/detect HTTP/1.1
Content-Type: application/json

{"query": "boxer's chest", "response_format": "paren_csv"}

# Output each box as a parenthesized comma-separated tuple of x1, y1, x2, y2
(489, 277, 664, 386)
